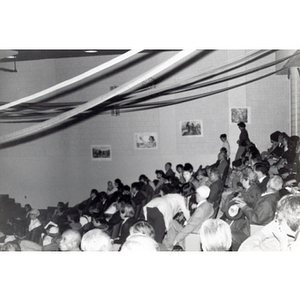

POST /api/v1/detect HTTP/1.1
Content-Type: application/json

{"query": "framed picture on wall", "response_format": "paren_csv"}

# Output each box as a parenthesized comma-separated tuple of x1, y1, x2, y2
(134, 132, 158, 149)
(230, 107, 251, 124)
(91, 145, 112, 161)
(180, 120, 203, 137)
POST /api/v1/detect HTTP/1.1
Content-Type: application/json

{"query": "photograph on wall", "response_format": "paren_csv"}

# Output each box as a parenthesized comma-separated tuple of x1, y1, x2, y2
(91, 145, 112, 161)
(180, 120, 203, 137)
(134, 132, 158, 149)
(230, 107, 250, 124)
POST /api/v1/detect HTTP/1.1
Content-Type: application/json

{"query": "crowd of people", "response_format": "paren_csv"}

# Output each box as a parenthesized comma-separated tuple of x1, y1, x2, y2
(1, 122, 300, 251)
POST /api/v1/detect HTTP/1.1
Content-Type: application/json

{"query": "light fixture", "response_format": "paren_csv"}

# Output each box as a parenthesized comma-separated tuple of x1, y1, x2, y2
(84, 50, 98, 53)
(6, 56, 15, 59)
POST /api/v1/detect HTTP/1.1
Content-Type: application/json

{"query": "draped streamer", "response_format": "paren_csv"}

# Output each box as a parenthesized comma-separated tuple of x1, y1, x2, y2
(0, 50, 196, 145)
(0, 49, 142, 111)
(0, 50, 276, 122)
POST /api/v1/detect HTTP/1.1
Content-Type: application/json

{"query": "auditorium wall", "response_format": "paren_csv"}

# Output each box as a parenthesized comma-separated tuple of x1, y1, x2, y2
(0, 50, 290, 208)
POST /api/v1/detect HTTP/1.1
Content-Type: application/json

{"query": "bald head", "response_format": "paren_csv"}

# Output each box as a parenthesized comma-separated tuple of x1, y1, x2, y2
(81, 229, 112, 251)
(59, 229, 81, 251)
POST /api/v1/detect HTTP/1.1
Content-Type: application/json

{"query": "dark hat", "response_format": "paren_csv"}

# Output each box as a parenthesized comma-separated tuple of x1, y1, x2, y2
(237, 122, 246, 128)
(225, 201, 244, 220)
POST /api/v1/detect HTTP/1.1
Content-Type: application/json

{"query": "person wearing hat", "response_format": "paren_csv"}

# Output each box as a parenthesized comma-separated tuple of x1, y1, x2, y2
(25, 209, 44, 243)
(162, 185, 213, 250)
(235, 121, 250, 161)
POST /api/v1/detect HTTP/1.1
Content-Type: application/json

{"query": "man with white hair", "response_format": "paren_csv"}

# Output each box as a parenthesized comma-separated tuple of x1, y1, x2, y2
(59, 229, 81, 251)
(163, 185, 214, 250)
(81, 229, 112, 251)
(121, 234, 159, 252)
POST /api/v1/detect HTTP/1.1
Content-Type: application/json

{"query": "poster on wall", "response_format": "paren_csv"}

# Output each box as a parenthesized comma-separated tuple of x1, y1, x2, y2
(230, 107, 250, 124)
(91, 145, 112, 161)
(180, 120, 203, 137)
(134, 132, 158, 149)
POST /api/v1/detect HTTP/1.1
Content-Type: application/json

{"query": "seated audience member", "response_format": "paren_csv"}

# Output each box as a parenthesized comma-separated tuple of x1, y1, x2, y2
(107, 181, 118, 195)
(143, 184, 190, 243)
(66, 208, 82, 232)
(121, 234, 159, 252)
(153, 169, 167, 197)
(199, 219, 232, 251)
(163, 185, 213, 250)
(128, 220, 167, 251)
(176, 164, 185, 185)
(183, 163, 200, 189)
(239, 194, 300, 251)
(113, 203, 137, 246)
(220, 133, 231, 160)
(206, 168, 224, 216)
(221, 167, 261, 213)
(1, 241, 21, 251)
(23, 204, 32, 224)
(261, 131, 283, 161)
(76, 189, 99, 216)
(165, 162, 175, 178)
(227, 159, 247, 189)
(230, 175, 283, 250)
(25, 209, 44, 243)
(181, 182, 198, 215)
(253, 162, 270, 194)
(139, 174, 155, 203)
(131, 182, 146, 208)
(51, 202, 68, 230)
(114, 178, 124, 193)
(59, 229, 81, 251)
(81, 229, 112, 251)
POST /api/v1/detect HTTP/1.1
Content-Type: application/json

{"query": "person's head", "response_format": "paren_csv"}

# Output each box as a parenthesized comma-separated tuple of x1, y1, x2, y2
(139, 174, 149, 184)
(278, 167, 290, 180)
(81, 229, 112, 251)
(122, 185, 131, 195)
(160, 184, 173, 195)
(129, 221, 155, 239)
(28, 209, 40, 220)
(120, 203, 135, 220)
(220, 133, 227, 142)
(155, 169, 165, 179)
(181, 182, 196, 198)
(24, 204, 32, 213)
(254, 162, 269, 178)
(183, 164, 194, 182)
(165, 162, 172, 171)
(67, 208, 80, 223)
(107, 181, 114, 190)
(114, 179, 122, 188)
(121, 234, 159, 252)
(276, 195, 300, 234)
(200, 219, 232, 251)
(90, 189, 98, 199)
(176, 164, 184, 174)
(131, 182, 141, 194)
(98, 191, 108, 202)
(270, 131, 281, 144)
(196, 186, 211, 201)
(266, 175, 283, 193)
(237, 122, 246, 130)
(209, 168, 221, 182)
(59, 229, 81, 251)
(1, 241, 21, 251)
(241, 167, 258, 189)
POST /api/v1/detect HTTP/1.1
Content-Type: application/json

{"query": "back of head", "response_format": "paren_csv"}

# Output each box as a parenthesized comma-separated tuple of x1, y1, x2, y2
(121, 234, 159, 252)
(81, 229, 112, 251)
(196, 185, 210, 200)
(161, 183, 174, 195)
(1, 241, 21, 251)
(276, 195, 300, 233)
(129, 220, 155, 238)
(267, 175, 283, 193)
(254, 162, 269, 175)
(200, 219, 232, 251)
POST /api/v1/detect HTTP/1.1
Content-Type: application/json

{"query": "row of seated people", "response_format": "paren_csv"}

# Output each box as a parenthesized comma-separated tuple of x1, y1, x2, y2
(0, 130, 299, 251)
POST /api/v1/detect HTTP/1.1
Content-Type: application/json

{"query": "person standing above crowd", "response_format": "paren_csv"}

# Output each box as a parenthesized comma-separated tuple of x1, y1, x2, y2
(235, 122, 250, 161)
(220, 133, 231, 160)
